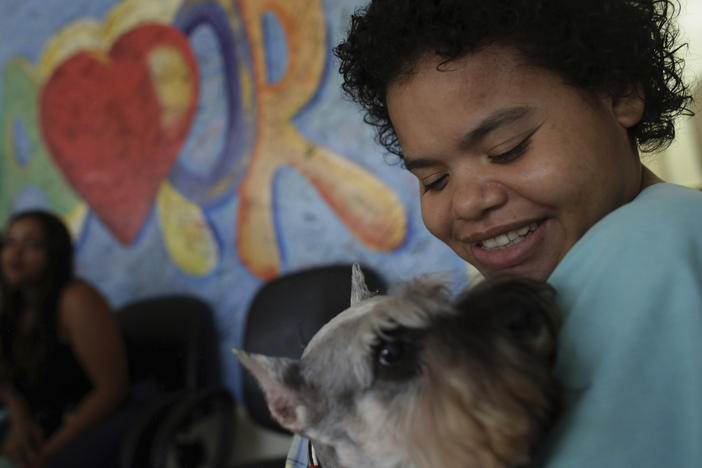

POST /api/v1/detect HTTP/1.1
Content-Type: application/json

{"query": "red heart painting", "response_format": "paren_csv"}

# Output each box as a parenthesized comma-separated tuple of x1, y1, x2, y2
(40, 23, 199, 244)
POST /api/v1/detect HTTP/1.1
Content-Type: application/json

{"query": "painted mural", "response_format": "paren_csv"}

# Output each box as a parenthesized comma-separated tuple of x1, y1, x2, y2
(0, 0, 468, 400)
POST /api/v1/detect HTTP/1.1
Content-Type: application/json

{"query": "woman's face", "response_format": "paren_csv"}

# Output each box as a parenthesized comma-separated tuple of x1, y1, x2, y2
(386, 45, 647, 281)
(1, 217, 49, 287)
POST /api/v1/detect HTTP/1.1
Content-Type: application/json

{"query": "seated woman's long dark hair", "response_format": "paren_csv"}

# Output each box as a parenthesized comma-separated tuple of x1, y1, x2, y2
(0, 210, 75, 381)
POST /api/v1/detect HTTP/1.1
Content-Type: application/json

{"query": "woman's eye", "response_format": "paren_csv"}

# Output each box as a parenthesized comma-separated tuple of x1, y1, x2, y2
(488, 129, 537, 164)
(422, 174, 448, 193)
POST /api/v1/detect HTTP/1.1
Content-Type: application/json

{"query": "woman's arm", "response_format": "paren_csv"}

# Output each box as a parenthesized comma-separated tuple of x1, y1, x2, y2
(0, 387, 43, 467)
(36, 280, 128, 465)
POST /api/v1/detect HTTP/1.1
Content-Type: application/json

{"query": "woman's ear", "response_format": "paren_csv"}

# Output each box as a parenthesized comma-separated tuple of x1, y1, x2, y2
(611, 84, 645, 128)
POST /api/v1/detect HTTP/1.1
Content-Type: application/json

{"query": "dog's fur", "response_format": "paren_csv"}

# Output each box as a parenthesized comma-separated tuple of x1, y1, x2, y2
(235, 265, 560, 468)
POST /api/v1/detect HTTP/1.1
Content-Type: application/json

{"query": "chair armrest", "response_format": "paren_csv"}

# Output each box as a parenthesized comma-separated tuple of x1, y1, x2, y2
(120, 390, 186, 468)
(148, 388, 235, 468)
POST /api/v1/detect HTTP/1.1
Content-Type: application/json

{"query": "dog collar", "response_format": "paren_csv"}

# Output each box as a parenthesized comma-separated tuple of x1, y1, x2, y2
(308, 440, 320, 467)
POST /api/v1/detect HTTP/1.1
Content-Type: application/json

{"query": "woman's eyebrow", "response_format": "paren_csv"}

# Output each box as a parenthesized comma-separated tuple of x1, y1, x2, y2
(458, 106, 534, 150)
(403, 157, 437, 172)
(403, 106, 535, 172)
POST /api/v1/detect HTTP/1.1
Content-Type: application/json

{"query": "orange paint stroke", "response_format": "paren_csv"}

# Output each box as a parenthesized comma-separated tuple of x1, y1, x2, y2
(236, 0, 407, 280)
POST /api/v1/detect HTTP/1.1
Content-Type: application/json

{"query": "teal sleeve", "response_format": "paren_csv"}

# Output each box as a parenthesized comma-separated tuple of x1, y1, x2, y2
(542, 183, 702, 467)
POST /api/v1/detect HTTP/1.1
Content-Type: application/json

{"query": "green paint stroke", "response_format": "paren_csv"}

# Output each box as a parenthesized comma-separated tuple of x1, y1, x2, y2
(0, 57, 80, 222)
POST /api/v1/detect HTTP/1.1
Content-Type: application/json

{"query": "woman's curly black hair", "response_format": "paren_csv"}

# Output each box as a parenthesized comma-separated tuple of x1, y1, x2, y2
(334, 0, 694, 157)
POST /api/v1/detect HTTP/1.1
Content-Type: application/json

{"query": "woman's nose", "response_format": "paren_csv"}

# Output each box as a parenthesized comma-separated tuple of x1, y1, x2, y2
(451, 179, 508, 220)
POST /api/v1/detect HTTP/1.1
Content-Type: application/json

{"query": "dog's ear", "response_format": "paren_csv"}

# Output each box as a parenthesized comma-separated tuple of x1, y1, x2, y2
(492, 280, 560, 339)
(233, 349, 310, 433)
(458, 278, 560, 354)
(351, 263, 372, 305)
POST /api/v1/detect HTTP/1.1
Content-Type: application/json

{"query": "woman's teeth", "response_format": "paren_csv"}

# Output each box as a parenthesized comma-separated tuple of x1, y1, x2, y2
(480, 222, 539, 250)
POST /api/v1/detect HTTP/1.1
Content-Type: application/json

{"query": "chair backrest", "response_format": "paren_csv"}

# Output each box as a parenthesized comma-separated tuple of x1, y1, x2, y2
(241, 264, 386, 434)
(117, 295, 222, 394)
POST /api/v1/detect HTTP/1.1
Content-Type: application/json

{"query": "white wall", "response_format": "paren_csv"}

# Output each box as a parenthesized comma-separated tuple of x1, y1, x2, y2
(647, 0, 702, 188)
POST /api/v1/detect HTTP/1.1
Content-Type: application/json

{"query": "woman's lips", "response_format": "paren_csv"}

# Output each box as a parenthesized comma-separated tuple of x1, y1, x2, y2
(479, 221, 540, 249)
(469, 220, 547, 271)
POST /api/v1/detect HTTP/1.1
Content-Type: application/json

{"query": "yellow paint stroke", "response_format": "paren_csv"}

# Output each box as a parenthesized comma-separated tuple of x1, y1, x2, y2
(37, 0, 184, 82)
(63, 203, 88, 242)
(102, 0, 184, 45)
(147, 46, 196, 127)
(239, 64, 254, 113)
(236, 0, 407, 279)
(156, 182, 219, 276)
(37, 22, 104, 82)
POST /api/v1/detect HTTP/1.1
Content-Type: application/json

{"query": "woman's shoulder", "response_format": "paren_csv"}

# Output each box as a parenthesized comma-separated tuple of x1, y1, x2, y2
(620, 182, 702, 224)
(60, 279, 109, 306)
(605, 182, 701, 253)
(550, 183, 702, 305)
(561, 183, 701, 267)
(588, 182, 701, 237)
(61, 278, 105, 298)
(58, 280, 112, 327)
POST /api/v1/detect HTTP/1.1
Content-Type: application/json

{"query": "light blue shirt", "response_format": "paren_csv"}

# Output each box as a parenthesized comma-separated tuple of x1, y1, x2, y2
(541, 182, 702, 467)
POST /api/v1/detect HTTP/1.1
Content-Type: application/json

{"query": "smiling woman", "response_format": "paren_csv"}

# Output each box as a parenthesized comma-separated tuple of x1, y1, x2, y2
(284, 1, 702, 467)
(386, 47, 653, 281)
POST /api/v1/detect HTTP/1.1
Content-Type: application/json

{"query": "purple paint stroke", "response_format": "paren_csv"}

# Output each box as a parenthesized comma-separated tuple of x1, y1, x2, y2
(171, 1, 257, 207)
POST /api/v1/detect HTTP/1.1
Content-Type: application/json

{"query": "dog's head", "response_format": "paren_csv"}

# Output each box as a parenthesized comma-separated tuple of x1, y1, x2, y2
(235, 265, 560, 468)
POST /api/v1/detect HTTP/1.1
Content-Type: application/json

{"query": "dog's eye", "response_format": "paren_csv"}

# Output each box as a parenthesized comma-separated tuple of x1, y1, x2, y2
(372, 326, 422, 382)
(377, 340, 404, 367)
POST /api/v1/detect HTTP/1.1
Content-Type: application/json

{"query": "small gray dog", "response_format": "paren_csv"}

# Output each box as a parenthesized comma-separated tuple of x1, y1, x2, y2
(235, 265, 560, 468)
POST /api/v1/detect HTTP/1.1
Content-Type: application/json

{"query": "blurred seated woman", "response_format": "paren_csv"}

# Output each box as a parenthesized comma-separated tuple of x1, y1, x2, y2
(0, 210, 128, 468)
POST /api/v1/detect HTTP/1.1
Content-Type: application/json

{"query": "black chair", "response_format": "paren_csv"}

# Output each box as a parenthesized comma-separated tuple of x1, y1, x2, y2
(117, 295, 235, 468)
(234, 264, 386, 467)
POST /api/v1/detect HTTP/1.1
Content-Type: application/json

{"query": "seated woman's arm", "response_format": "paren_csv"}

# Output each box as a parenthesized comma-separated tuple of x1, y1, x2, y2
(1, 387, 44, 467)
(37, 281, 128, 466)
